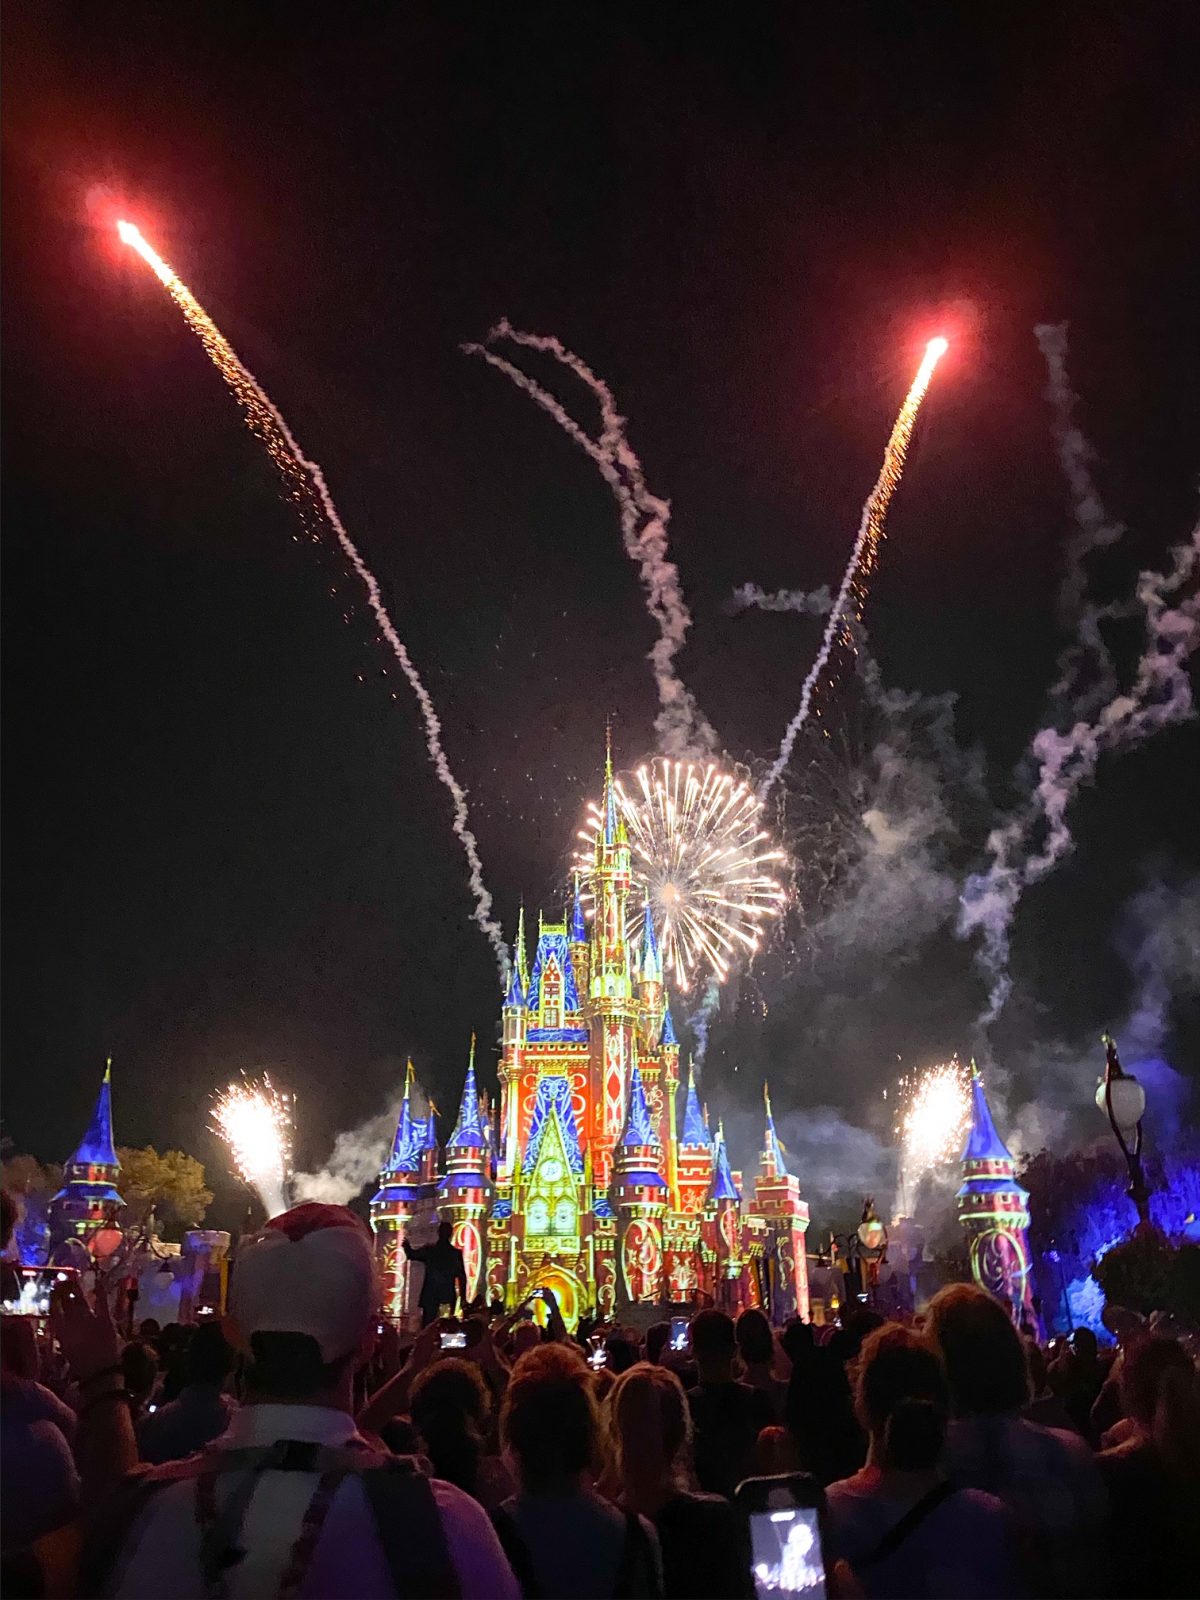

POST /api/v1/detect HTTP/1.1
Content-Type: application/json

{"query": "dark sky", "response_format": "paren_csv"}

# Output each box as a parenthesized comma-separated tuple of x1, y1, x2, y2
(4, 3, 1198, 1227)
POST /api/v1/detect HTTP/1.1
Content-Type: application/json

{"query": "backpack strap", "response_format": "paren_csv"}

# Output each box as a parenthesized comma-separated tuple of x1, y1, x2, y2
(859, 1479, 956, 1568)
(360, 1459, 461, 1600)
(489, 1507, 541, 1599)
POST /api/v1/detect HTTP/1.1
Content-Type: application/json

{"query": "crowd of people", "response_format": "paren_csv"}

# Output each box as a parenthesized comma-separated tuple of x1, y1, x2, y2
(2, 1197, 1195, 1598)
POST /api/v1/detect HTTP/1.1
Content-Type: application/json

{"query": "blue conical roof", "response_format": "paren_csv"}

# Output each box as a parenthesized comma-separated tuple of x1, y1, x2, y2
(711, 1122, 740, 1202)
(385, 1061, 421, 1172)
(504, 947, 526, 1008)
(621, 1061, 660, 1148)
(449, 1037, 486, 1149)
(660, 1004, 678, 1050)
(680, 1064, 712, 1147)
(960, 1063, 1014, 1165)
(640, 899, 662, 983)
(70, 1063, 119, 1169)
(762, 1084, 790, 1177)
(570, 874, 587, 943)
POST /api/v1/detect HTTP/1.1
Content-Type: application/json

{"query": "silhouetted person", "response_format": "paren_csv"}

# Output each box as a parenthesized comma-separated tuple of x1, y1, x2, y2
(404, 1220, 468, 1325)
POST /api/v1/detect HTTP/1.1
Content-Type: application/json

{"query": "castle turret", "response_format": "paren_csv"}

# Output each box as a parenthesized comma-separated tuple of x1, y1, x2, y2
(499, 916, 528, 1184)
(587, 731, 636, 1184)
(569, 873, 590, 996)
(753, 1085, 811, 1322)
(709, 1121, 744, 1310)
(638, 898, 663, 1014)
(370, 1061, 424, 1320)
(52, 1061, 124, 1244)
(957, 1062, 1037, 1326)
(675, 1062, 714, 1212)
(441, 1036, 490, 1304)
(614, 1060, 667, 1304)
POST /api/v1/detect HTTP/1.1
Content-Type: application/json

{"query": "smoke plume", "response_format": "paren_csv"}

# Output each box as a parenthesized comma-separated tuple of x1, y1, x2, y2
(728, 583, 834, 616)
(463, 321, 717, 757)
(960, 519, 1200, 1024)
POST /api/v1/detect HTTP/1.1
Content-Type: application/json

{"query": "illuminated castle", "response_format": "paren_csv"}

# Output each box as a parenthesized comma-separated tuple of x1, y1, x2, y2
(371, 744, 810, 1328)
(957, 1063, 1037, 1326)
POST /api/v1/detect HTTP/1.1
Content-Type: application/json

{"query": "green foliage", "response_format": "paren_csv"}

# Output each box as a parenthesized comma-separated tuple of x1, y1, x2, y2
(1, 1154, 62, 1198)
(116, 1146, 212, 1240)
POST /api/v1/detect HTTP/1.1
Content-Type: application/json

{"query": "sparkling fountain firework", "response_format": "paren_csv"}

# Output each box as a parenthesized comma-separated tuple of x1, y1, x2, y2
(578, 757, 787, 993)
(114, 221, 508, 980)
(896, 1058, 971, 1189)
(761, 337, 949, 798)
(212, 1076, 294, 1219)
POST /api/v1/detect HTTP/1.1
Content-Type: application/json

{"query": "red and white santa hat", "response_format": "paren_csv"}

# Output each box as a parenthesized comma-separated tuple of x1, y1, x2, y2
(229, 1202, 379, 1362)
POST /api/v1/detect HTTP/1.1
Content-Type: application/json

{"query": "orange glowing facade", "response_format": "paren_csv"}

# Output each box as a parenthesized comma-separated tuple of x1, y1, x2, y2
(370, 743, 810, 1328)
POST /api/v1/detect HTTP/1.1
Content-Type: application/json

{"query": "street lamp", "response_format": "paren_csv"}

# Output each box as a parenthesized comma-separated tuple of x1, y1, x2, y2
(1095, 1032, 1152, 1230)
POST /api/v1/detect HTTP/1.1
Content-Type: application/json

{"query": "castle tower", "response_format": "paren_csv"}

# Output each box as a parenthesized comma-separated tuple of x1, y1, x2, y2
(957, 1062, 1037, 1326)
(51, 1061, 124, 1244)
(586, 731, 636, 1185)
(614, 1060, 667, 1305)
(498, 917, 528, 1185)
(752, 1085, 811, 1322)
(370, 1061, 424, 1320)
(709, 1120, 744, 1311)
(441, 1036, 490, 1305)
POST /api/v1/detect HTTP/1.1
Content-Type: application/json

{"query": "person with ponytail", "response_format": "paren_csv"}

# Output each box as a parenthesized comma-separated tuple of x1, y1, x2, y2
(1098, 1334, 1198, 1598)
(608, 1362, 753, 1599)
(825, 1323, 1022, 1598)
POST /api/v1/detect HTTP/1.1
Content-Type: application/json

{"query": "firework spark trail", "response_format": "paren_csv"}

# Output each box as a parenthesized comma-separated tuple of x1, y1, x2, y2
(960, 519, 1200, 1023)
(116, 224, 508, 980)
(728, 583, 834, 616)
(463, 322, 717, 756)
(212, 1076, 293, 1219)
(897, 1059, 971, 1186)
(1036, 323, 1134, 715)
(759, 338, 949, 799)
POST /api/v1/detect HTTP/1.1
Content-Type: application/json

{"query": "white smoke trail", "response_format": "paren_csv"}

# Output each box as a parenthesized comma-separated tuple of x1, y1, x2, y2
(1035, 323, 1134, 714)
(729, 583, 834, 616)
(759, 340, 947, 799)
(688, 977, 722, 1066)
(292, 1105, 400, 1205)
(116, 224, 509, 981)
(463, 322, 717, 756)
(960, 520, 1200, 1022)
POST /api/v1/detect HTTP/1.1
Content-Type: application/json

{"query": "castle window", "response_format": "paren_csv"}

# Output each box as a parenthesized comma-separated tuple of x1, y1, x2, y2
(540, 961, 562, 1027)
(527, 1197, 549, 1235)
(553, 1198, 576, 1235)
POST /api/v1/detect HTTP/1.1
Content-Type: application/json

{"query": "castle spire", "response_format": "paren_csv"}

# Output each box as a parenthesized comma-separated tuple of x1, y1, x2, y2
(51, 1060, 124, 1242)
(680, 1060, 713, 1147)
(603, 719, 617, 845)
(640, 897, 662, 985)
(660, 1003, 678, 1049)
(762, 1082, 790, 1178)
(515, 904, 530, 989)
(449, 1036, 486, 1150)
(570, 872, 587, 944)
(504, 944, 526, 1008)
(386, 1059, 418, 1171)
(621, 1060, 661, 1147)
(960, 1059, 1015, 1165)
(69, 1057, 120, 1169)
(710, 1120, 741, 1202)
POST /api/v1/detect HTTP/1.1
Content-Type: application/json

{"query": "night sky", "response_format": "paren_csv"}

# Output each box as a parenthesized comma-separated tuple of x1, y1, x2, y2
(5, 4, 1198, 1230)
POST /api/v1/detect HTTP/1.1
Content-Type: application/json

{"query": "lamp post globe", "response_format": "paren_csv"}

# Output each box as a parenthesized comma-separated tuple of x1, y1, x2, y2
(1095, 1073, 1145, 1132)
